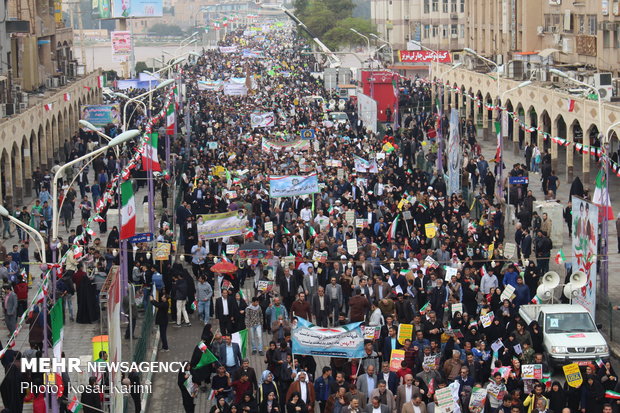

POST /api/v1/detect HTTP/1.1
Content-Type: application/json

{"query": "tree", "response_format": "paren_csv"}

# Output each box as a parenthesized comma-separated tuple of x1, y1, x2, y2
(295, 0, 375, 50)
(322, 18, 376, 49)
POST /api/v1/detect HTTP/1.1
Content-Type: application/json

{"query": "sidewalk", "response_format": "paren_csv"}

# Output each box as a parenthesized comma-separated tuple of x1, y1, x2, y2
(474, 132, 620, 356)
(0, 185, 160, 412)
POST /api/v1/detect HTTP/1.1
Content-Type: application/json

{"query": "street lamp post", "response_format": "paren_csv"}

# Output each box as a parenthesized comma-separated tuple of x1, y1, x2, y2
(501, 81, 533, 223)
(350, 29, 372, 66)
(464, 48, 502, 198)
(411, 39, 461, 172)
(0, 205, 50, 410)
(52, 130, 141, 244)
(603, 120, 620, 298)
(121, 78, 175, 131)
(369, 33, 394, 65)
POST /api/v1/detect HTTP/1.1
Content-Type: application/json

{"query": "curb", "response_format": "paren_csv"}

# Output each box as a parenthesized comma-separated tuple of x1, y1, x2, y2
(141, 328, 160, 410)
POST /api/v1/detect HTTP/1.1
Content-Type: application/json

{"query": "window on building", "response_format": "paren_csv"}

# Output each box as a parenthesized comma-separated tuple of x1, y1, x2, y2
(432, 25, 439, 37)
(451, 0, 457, 13)
(552, 14, 561, 28)
(544, 14, 552, 31)
(578, 14, 585, 34)
(604, 29, 611, 47)
(460, 0, 464, 12)
(460, 24, 465, 38)
(424, 24, 431, 38)
(432, 0, 438, 12)
(442, 0, 448, 13)
(443, 24, 449, 37)
(588, 15, 597, 35)
(424, 0, 430, 13)
(451, 24, 458, 36)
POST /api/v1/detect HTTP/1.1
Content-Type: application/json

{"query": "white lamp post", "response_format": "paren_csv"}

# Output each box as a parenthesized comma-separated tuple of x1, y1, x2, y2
(52, 130, 141, 243)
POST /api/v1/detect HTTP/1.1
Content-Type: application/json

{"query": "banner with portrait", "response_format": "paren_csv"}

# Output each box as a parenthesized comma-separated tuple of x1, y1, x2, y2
(571, 196, 598, 318)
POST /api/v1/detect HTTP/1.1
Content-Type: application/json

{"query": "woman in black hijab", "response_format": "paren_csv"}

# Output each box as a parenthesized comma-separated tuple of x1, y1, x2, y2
(107, 226, 120, 249)
(583, 374, 605, 413)
(528, 321, 544, 354)
(545, 380, 567, 412)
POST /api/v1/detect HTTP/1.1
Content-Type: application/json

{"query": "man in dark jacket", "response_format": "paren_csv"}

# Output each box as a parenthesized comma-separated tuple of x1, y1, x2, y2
(215, 288, 238, 335)
(174, 274, 191, 327)
(348, 288, 370, 322)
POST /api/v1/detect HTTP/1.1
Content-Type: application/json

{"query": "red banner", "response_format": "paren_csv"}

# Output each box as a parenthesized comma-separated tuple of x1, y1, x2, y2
(398, 50, 452, 63)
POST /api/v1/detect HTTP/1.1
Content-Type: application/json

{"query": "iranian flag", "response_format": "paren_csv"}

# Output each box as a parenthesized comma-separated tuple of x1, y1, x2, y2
(567, 98, 576, 112)
(44, 103, 53, 111)
(120, 181, 136, 240)
(592, 169, 614, 220)
(555, 249, 565, 264)
(232, 329, 248, 358)
(63, 93, 71, 101)
(607, 390, 620, 400)
(142, 133, 161, 171)
(97, 75, 106, 88)
(531, 295, 542, 304)
(387, 214, 400, 242)
(166, 94, 176, 135)
(51, 298, 64, 359)
(67, 396, 83, 412)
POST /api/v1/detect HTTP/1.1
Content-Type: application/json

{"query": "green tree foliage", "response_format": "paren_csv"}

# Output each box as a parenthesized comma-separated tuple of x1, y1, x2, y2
(295, 0, 375, 49)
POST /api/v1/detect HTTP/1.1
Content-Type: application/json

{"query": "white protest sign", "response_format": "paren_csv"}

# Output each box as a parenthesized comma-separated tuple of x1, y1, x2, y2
(501, 284, 516, 301)
(504, 242, 517, 259)
(264, 221, 274, 234)
(346, 239, 358, 255)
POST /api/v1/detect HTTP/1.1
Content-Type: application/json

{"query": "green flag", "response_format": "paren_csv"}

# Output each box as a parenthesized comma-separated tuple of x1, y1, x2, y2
(196, 348, 218, 369)
(51, 298, 64, 359)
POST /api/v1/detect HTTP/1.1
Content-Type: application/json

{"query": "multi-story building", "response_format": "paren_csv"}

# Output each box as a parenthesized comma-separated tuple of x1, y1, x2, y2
(375, 0, 620, 77)
(371, 0, 466, 51)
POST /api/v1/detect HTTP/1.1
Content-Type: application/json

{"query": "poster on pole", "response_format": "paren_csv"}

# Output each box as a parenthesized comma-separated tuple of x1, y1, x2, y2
(111, 31, 132, 62)
(447, 108, 461, 195)
(291, 317, 365, 358)
(571, 196, 598, 319)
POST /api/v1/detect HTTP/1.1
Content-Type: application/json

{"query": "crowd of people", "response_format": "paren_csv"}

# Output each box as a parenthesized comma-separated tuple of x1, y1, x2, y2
(0, 16, 616, 413)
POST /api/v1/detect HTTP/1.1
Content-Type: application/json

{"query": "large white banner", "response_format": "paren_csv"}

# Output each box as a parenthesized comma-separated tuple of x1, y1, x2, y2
(269, 174, 319, 197)
(571, 196, 598, 319)
(223, 83, 247, 96)
(357, 93, 377, 133)
(292, 317, 365, 358)
(251, 112, 275, 128)
(197, 211, 246, 240)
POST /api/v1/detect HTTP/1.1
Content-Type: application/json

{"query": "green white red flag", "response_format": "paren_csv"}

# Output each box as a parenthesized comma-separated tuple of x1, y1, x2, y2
(142, 133, 161, 171)
(51, 298, 64, 359)
(166, 92, 176, 135)
(120, 181, 136, 240)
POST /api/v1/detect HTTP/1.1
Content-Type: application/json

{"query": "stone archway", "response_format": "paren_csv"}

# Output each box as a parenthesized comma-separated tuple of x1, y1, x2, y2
(11, 142, 23, 205)
(22, 135, 32, 197)
(0, 149, 11, 206)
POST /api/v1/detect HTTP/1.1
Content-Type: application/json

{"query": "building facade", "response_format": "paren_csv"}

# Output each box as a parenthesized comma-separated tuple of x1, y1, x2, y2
(0, 72, 101, 207)
(374, 0, 620, 76)
(371, 0, 466, 51)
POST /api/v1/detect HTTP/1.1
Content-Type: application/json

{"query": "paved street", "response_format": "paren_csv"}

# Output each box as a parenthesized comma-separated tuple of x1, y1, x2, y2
(2, 88, 620, 413)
